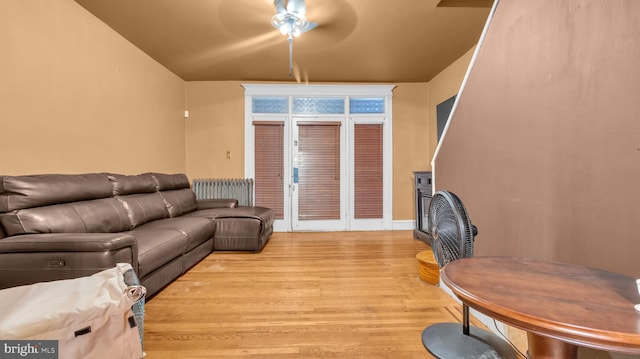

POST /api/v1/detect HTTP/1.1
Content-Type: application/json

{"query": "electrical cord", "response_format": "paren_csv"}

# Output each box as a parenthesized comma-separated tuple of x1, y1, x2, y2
(493, 319, 528, 359)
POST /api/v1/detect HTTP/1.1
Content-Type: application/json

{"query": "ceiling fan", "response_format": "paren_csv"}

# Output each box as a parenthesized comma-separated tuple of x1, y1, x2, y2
(271, 0, 318, 77)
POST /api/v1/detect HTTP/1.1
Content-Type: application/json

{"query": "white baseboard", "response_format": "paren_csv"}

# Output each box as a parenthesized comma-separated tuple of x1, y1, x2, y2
(392, 220, 415, 230)
(273, 220, 416, 232)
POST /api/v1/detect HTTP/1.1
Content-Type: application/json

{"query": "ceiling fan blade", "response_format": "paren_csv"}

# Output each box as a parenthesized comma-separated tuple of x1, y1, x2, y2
(274, 0, 286, 14)
(286, 0, 307, 17)
(294, 0, 357, 46)
(299, 21, 317, 34)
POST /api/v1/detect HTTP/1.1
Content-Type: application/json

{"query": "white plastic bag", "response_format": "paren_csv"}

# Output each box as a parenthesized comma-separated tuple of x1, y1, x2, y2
(0, 263, 144, 359)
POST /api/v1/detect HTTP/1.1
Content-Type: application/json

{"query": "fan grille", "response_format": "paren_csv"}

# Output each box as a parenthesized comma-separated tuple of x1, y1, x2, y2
(428, 191, 475, 268)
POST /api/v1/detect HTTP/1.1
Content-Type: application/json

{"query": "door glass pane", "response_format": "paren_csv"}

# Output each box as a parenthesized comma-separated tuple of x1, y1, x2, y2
(354, 124, 383, 218)
(298, 123, 341, 220)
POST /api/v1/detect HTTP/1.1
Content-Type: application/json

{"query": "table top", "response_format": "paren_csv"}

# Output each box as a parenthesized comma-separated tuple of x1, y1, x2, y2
(441, 256, 640, 354)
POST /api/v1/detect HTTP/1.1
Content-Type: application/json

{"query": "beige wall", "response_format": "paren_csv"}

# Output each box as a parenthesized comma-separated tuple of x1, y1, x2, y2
(434, 0, 640, 278)
(427, 47, 475, 164)
(184, 82, 455, 221)
(185, 82, 246, 180)
(182, 82, 437, 188)
(0, 0, 186, 175)
(0, 0, 474, 223)
(183, 68, 474, 221)
(391, 49, 474, 220)
(392, 83, 430, 220)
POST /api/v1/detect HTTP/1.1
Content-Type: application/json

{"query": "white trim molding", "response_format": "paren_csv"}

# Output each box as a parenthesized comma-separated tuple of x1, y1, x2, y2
(243, 83, 396, 232)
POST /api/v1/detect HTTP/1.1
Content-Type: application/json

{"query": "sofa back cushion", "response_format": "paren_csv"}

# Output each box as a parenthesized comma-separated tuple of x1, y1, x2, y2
(159, 189, 197, 217)
(0, 198, 132, 236)
(146, 173, 197, 217)
(108, 173, 156, 196)
(147, 173, 191, 191)
(115, 193, 169, 228)
(0, 174, 113, 212)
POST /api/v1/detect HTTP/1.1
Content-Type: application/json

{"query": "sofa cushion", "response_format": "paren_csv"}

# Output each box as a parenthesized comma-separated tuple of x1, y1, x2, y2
(197, 198, 238, 209)
(115, 193, 169, 228)
(159, 189, 197, 217)
(189, 206, 275, 225)
(213, 217, 262, 251)
(137, 217, 215, 252)
(0, 198, 132, 236)
(147, 173, 190, 191)
(188, 206, 275, 240)
(129, 228, 187, 278)
(108, 173, 156, 195)
(0, 173, 112, 212)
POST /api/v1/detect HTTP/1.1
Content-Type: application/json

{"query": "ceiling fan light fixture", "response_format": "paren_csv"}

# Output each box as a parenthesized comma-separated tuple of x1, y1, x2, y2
(271, 13, 308, 38)
(277, 23, 291, 35)
(271, 0, 317, 77)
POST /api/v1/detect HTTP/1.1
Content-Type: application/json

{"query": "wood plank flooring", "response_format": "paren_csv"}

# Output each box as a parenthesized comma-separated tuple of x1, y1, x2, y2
(143, 231, 486, 358)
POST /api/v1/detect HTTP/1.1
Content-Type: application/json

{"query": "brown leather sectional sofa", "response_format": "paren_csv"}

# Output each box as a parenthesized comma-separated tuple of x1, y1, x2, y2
(0, 172, 275, 297)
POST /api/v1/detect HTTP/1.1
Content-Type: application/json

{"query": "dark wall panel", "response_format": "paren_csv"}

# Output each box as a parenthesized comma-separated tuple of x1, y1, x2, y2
(434, 0, 640, 277)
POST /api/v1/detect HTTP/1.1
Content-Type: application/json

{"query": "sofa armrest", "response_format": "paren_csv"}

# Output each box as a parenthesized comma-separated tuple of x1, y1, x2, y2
(0, 233, 137, 254)
(196, 198, 238, 209)
(0, 233, 139, 290)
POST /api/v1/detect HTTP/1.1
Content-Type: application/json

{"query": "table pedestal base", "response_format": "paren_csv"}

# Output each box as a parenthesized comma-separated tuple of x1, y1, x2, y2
(422, 322, 518, 359)
(527, 333, 578, 359)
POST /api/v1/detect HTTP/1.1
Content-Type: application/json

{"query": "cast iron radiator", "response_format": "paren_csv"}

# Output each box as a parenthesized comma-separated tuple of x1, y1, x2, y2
(192, 178, 254, 206)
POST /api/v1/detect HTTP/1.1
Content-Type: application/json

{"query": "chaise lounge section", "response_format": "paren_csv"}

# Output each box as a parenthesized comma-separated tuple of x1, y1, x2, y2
(0, 172, 274, 297)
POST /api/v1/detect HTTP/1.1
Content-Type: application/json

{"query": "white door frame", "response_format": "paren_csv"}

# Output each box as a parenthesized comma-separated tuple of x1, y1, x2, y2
(243, 84, 395, 232)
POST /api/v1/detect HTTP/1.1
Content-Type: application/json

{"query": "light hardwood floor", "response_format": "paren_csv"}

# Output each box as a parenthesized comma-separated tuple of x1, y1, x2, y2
(143, 231, 487, 358)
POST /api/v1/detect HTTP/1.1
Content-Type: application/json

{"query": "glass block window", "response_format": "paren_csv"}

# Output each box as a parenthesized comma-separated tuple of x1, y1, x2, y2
(349, 98, 385, 114)
(252, 97, 288, 113)
(293, 97, 344, 114)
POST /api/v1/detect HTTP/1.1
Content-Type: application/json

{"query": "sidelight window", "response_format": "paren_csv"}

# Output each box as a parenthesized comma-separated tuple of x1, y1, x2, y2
(253, 121, 285, 219)
(354, 124, 383, 219)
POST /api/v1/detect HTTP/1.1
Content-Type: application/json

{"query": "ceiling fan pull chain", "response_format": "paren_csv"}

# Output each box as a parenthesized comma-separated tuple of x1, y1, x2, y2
(288, 35, 294, 77)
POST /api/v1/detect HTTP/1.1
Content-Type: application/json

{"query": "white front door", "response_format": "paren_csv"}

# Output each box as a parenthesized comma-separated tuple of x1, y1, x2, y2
(291, 117, 347, 231)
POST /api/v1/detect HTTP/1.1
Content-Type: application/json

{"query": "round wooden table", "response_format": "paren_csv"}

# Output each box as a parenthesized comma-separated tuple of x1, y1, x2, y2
(441, 257, 640, 359)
